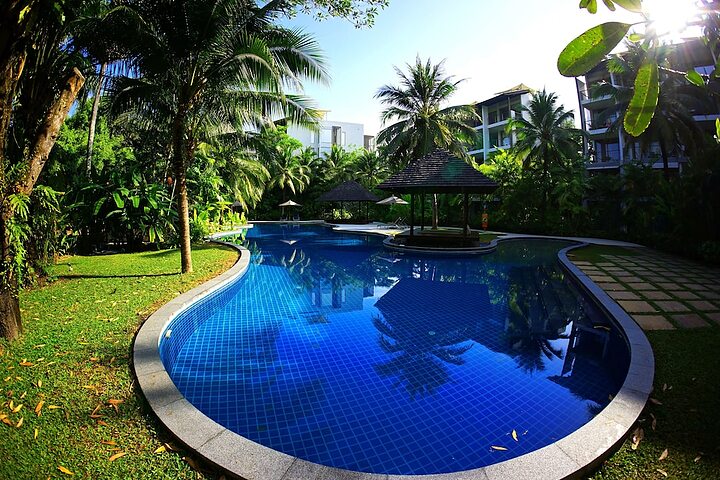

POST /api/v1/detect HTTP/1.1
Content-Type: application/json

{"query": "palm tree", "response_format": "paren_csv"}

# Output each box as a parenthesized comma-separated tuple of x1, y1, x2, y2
(508, 89, 582, 223)
(593, 42, 705, 179)
(110, 0, 328, 273)
(354, 149, 389, 188)
(267, 145, 312, 201)
(376, 57, 479, 228)
(317, 144, 354, 184)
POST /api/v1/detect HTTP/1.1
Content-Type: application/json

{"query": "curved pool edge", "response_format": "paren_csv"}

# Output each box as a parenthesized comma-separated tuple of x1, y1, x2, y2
(133, 238, 654, 480)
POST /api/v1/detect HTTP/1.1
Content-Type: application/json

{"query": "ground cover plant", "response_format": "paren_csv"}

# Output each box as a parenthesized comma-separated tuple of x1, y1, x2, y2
(0, 245, 236, 479)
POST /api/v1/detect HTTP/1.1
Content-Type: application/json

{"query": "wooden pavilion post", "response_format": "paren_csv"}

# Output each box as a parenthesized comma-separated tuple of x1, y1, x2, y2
(409, 193, 415, 236)
(420, 193, 425, 231)
(462, 192, 470, 238)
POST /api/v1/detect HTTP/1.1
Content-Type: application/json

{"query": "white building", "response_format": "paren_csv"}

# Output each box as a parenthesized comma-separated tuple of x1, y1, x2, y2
(468, 84, 534, 161)
(287, 111, 373, 155)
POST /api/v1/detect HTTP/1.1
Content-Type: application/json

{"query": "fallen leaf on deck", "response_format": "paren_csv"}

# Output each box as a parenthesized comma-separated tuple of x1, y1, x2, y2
(35, 400, 44, 416)
(659, 449, 668, 461)
(491, 446, 508, 451)
(511, 430, 518, 442)
(109, 452, 126, 462)
(631, 427, 644, 450)
(58, 466, 74, 475)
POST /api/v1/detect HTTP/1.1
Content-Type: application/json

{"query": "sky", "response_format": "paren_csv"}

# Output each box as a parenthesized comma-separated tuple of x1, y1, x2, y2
(285, 0, 702, 136)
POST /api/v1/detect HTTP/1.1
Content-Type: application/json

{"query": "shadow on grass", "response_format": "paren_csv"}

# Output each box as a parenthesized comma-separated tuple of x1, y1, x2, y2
(57, 272, 180, 280)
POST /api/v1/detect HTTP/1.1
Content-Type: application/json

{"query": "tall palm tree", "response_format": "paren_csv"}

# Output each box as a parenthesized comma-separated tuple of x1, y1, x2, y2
(354, 149, 389, 188)
(317, 144, 354, 184)
(508, 89, 582, 223)
(593, 42, 705, 179)
(375, 57, 479, 228)
(267, 145, 312, 201)
(110, 0, 328, 273)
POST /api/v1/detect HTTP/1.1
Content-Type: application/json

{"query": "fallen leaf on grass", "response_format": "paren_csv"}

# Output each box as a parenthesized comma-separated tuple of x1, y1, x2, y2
(34, 428, 38, 439)
(35, 380, 42, 388)
(96, 420, 109, 427)
(650, 413, 657, 431)
(164, 442, 180, 452)
(19, 360, 33, 367)
(47, 405, 62, 410)
(659, 449, 668, 461)
(183, 456, 202, 472)
(490, 446, 508, 451)
(15, 417, 23, 428)
(656, 468, 668, 477)
(11, 403, 22, 413)
(101, 440, 117, 446)
(511, 430, 518, 442)
(35, 400, 44, 416)
(649, 398, 662, 405)
(108, 452, 126, 462)
(107, 399, 123, 412)
(631, 428, 644, 450)
(90, 404, 103, 418)
(154, 445, 167, 454)
(58, 466, 74, 475)
(1, 417, 12, 426)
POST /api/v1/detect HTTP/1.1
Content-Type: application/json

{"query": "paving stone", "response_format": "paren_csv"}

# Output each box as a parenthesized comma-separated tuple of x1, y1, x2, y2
(670, 291, 700, 300)
(641, 291, 672, 300)
(625, 282, 656, 291)
(654, 301, 690, 313)
(632, 315, 675, 330)
(672, 314, 710, 329)
(597, 262, 615, 267)
(609, 291, 641, 301)
(573, 261, 592, 266)
(617, 300, 656, 313)
(614, 271, 635, 277)
(686, 300, 718, 311)
(684, 283, 709, 291)
(656, 282, 677, 290)
(645, 276, 669, 283)
(589, 275, 615, 282)
(604, 267, 624, 272)
(705, 312, 720, 326)
(596, 282, 625, 291)
(701, 290, 720, 300)
(619, 276, 644, 283)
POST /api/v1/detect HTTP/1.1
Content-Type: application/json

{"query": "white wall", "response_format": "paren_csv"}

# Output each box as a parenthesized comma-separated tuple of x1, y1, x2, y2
(288, 119, 366, 155)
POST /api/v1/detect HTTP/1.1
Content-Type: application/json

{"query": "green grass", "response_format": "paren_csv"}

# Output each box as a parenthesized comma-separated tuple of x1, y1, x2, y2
(592, 329, 720, 479)
(0, 245, 237, 480)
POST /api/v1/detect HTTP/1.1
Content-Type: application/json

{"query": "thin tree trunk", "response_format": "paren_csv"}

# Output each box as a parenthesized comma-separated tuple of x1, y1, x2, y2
(172, 112, 192, 273)
(659, 140, 671, 180)
(86, 61, 107, 178)
(0, 67, 85, 340)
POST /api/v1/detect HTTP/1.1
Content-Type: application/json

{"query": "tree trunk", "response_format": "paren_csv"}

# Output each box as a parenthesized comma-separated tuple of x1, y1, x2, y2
(659, 140, 671, 181)
(172, 112, 193, 273)
(86, 61, 107, 178)
(0, 67, 85, 340)
(431, 193, 439, 229)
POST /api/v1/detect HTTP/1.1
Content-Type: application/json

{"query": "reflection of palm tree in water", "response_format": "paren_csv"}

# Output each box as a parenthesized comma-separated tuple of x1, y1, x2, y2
(372, 314, 473, 399)
(505, 266, 578, 373)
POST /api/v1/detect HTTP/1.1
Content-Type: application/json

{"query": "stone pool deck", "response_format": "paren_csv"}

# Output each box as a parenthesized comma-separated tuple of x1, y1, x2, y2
(567, 248, 720, 331)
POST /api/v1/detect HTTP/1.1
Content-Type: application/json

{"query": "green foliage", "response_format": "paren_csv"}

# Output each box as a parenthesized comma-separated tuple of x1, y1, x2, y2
(624, 59, 659, 136)
(558, 22, 633, 77)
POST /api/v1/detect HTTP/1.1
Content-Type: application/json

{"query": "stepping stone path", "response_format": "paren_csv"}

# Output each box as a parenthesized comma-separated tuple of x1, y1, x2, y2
(569, 248, 720, 331)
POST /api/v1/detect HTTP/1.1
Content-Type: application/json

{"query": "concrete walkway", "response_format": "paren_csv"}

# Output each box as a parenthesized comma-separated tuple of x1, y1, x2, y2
(568, 248, 720, 330)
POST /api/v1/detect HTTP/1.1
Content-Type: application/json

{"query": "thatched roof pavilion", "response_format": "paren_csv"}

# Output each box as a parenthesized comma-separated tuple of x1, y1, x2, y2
(317, 180, 380, 203)
(377, 149, 498, 237)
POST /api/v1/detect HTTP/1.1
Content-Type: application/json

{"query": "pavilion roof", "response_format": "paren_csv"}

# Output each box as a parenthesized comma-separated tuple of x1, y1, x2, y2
(317, 180, 380, 202)
(377, 149, 498, 194)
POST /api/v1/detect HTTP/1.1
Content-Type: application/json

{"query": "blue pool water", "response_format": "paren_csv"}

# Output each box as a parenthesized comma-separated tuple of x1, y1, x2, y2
(160, 224, 630, 475)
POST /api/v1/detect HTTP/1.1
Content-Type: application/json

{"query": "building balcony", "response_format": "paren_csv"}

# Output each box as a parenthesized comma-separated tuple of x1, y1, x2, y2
(580, 93, 615, 110)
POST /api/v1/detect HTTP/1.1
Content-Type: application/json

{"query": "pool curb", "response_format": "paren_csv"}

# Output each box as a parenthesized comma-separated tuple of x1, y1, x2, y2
(133, 237, 654, 480)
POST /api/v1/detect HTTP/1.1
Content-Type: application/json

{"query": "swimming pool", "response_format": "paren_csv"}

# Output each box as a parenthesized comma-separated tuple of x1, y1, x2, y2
(159, 224, 630, 475)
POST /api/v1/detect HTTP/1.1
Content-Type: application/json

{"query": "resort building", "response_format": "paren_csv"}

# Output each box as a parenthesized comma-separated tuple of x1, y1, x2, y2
(575, 38, 720, 173)
(468, 84, 534, 161)
(288, 111, 373, 155)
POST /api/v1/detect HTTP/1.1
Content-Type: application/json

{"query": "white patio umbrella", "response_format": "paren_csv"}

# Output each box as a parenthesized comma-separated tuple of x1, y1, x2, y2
(376, 195, 409, 205)
(278, 200, 301, 207)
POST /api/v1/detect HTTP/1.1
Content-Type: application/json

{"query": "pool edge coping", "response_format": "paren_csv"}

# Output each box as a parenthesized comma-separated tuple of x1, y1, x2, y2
(132, 237, 654, 480)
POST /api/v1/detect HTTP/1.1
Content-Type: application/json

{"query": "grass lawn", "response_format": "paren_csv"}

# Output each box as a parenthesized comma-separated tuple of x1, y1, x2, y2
(0, 245, 237, 479)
